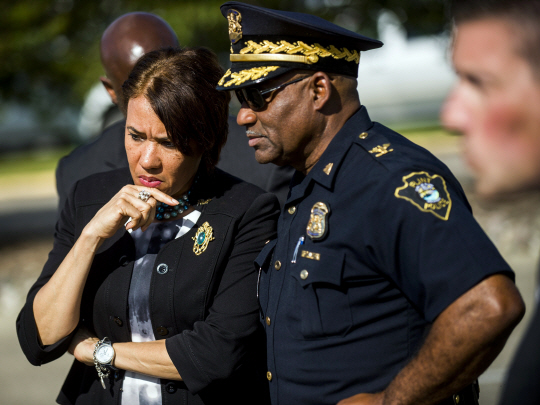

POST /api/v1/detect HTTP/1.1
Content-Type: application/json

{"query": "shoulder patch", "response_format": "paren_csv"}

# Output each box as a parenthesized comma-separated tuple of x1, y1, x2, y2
(394, 171, 452, 220)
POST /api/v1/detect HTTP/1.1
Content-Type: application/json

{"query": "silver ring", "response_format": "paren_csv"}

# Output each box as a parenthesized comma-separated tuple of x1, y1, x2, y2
(138, 190, 151, 202)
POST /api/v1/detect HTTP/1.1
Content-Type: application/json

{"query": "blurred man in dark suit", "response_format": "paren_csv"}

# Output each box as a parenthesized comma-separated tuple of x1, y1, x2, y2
(56, 12, 179, 212)
(442, 1, 540, 403)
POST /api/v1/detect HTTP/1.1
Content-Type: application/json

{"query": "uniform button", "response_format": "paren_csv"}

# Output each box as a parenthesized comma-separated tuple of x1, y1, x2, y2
(266, 316, 271, 326)
(166, 382, 177, 393)
(156, 326, 169, 336)
(453, 394, 460, 404)
(267, 371, 272, 381)
(287, 206, 296, 215)
(300, 269, 309, 280)
(359, 132, 368, 139)
(265, 240, 270, 244)
(156, 263, 168, 274)
(274, 261, 281, 270)
(113, 316, 123, 326)
(119, 255, 129, 266)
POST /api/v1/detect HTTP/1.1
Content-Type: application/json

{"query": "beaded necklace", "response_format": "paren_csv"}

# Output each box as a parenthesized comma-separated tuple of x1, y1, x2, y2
(155, 176, 198, 220)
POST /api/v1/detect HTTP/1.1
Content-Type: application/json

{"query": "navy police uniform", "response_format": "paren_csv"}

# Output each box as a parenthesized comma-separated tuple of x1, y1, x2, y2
(216, 3, 514, 404)
(255, 106, 511, 404)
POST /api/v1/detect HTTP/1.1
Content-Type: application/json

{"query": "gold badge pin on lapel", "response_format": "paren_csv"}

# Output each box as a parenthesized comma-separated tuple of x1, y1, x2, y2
(323, 163, 333, 175)
(193, 222, 215, 255)
(306, 202, 330, 240)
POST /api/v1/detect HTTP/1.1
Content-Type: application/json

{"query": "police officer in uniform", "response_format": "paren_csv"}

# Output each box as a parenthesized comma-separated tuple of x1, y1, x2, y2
(216, 3, 525, 405)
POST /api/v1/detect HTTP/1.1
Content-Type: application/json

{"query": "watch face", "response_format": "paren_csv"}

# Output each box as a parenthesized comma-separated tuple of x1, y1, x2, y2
(96, 344, 114, 363)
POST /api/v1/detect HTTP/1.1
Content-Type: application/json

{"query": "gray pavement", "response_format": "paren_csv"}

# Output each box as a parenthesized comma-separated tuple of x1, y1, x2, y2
(2, 301, 72, 405)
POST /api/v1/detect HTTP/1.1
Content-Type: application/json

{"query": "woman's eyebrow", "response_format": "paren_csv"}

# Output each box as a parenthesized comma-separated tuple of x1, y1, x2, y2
(126, 126, 144, 135)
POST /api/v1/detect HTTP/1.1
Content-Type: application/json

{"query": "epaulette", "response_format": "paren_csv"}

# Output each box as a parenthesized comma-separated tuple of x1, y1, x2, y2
(353, 128, 395, 163)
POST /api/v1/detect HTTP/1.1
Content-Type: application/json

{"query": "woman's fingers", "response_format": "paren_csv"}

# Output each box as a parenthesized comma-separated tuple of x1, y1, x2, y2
(89, 185, 179, 238)
(125, 186, 179, 232)
(132, 186, 179, 206)
(120, 194, 154, 232)
(139, 200, 157, 232)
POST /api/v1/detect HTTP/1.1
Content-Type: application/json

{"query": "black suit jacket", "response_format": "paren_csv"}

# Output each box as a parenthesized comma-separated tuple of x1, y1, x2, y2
(17, 167, 278, 405)
(56, 117, 293, 215)
(56, 119, 128, 213)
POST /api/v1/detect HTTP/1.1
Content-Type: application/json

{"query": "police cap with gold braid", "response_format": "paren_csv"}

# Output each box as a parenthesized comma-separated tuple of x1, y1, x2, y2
(216, 1, 383, 91)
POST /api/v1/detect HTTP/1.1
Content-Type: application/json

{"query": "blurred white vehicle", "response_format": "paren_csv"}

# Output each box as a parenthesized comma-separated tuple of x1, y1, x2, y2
(358, 11, 455, 127)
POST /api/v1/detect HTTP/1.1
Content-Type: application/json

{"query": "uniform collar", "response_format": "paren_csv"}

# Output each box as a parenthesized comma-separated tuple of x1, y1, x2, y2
(287, 106, 374, 204)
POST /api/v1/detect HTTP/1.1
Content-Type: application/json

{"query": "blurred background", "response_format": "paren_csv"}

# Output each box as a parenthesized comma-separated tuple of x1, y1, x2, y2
(1, 0, 539, 404)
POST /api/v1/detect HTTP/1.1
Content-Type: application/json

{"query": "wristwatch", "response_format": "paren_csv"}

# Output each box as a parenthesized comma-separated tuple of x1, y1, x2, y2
(93, 337, 117, 389)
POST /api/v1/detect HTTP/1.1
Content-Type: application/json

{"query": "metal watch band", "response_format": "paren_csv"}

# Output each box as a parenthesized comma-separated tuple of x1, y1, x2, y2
(93, 337, 114, 389)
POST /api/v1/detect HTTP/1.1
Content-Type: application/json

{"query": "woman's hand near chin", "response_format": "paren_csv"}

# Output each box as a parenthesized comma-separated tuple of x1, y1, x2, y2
(34, 185, 178, 346)
(82, 185, 180, 246)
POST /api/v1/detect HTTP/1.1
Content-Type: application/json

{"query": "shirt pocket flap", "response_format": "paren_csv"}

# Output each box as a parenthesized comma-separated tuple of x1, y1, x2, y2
(255, 239, 277, 270)
(291, 248, 345, 288)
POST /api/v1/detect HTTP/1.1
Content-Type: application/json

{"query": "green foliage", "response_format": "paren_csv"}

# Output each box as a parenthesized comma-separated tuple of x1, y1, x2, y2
(0, 0, 447, 114)
(0, 147, 72, 175)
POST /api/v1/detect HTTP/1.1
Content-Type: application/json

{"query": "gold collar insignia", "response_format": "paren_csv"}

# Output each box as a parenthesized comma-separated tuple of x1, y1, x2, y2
(369, 143, 393, 157)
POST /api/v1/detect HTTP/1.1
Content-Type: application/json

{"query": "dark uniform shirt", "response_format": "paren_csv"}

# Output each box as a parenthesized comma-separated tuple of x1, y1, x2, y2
(256, 107, 514, 405)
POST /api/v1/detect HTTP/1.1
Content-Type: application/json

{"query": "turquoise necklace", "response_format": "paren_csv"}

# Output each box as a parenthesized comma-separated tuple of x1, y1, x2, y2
(155, 176, 198, 220)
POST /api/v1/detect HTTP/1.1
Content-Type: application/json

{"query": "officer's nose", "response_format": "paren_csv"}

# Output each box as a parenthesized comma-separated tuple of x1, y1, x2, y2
(237, 104, 258, 127)
(440, 86, 470, 136)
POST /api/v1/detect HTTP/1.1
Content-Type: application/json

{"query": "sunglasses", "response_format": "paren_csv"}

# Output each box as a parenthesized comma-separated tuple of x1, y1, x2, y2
(235, 76, 309, 111)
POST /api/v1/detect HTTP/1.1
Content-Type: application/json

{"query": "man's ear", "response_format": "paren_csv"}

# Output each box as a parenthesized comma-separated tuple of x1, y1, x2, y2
(100, 76, 118, 105)
(310, 72, 332, 111)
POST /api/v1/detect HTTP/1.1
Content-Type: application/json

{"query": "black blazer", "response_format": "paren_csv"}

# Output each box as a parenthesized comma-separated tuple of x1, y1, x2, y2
(17, 167, 279, 405)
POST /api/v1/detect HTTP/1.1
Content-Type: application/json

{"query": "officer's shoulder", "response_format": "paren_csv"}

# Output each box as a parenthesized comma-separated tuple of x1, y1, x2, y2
(348, 123, 468, 208)
(351, 122, 450, 176)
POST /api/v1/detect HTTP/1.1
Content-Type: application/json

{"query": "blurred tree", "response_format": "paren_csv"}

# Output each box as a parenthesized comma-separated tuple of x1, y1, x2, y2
(0, 0, 447, 116)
